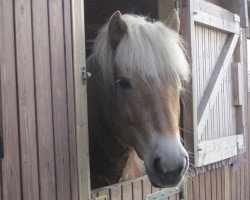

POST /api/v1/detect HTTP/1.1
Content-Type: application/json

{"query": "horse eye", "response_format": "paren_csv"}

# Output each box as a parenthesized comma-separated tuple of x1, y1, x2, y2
(116, 78, 132, 89)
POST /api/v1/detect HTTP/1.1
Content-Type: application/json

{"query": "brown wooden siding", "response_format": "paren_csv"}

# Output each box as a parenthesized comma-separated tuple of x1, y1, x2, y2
(91, 177, 180, 200)
(0, 0, 78, 200)
(1, 0, 250, 200)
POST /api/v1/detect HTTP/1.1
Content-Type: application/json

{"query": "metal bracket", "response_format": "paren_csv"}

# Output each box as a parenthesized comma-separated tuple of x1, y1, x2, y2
(82, 67, 91, 80)
(233, 14, 240, 23)
(145, 186, 181, 200)
(237, 141, 246, 154)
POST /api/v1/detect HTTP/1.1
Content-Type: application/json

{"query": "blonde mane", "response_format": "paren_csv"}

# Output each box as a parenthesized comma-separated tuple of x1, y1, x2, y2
(92, 14, 189, 90)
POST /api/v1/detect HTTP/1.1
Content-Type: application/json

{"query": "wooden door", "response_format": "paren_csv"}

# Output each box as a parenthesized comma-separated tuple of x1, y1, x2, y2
(72, 0, 91, 199)
(181, 0, 246, 167)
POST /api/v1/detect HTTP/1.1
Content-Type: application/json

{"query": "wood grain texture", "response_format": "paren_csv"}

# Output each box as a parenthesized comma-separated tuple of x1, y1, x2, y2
(192, 176, 200, 200)
(0, 0, 22, 199)
(232, 63, 243, 106)
(14, 0, 40, 199)
(132, 180, 143, 200)
(231, 169, 236, 200)
(180, 0, 196, 166)
(216, 168, 222, 200)
(32, 0, 56, 199)
(240, 165, 245, 200)
(110, 186, 122, 200)
(142, 179, 151, 199)
(205, 170, 212, 200)
(48, 0, 71, 199)
(72, 0, 91, 199)
(186, 177, 193, 200)
(198, 33, 239, 135)
(211, 169, 217, 200)
(63, 0, 79, 199)
(199, 173, 205, 200)
(122, 183, 132, 200)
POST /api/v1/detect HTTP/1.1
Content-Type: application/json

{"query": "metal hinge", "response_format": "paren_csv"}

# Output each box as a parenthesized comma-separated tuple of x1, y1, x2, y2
(82, 67, 91, 80)
(145, 186, 181, 200)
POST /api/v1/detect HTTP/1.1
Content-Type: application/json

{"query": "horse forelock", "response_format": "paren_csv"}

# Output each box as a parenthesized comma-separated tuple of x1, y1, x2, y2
(92, 14, 189, 93)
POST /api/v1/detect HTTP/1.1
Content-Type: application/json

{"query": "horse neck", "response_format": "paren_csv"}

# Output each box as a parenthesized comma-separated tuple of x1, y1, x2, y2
(87, 56, 129, 186)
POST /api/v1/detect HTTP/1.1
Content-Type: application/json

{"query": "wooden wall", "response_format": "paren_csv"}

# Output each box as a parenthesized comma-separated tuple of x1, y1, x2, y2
(0, 0, 249, 200)
(91, 176, 181, 200)
(0, 0, 78, 200)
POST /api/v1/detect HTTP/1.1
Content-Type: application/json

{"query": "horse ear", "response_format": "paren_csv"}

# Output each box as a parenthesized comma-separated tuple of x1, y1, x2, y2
(108, 11, 127, 51)
(164, 9, 180, 33)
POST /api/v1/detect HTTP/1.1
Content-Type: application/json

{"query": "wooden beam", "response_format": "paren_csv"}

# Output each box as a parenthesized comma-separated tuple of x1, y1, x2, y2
(232, 62, 244, 105)
(194, 0, 236, 22)
(197, 134, 244, 166)
(72, 0, 91, 200)
(180, 0, 197, 165)
(193, 10, 240, 34)
(239, 0, 249, 27)
(197, 34, 239, 135)
(193, 0, 240, 33)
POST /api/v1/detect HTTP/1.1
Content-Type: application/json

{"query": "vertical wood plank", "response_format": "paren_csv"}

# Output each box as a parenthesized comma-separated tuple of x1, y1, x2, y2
(192, 175, 200, 200)
(142, 179, 152, 199)
(240, 166, 245, 200)
(239, 0, 249, 27)
(15, 0, 40, 199)
(211, 169, 217, 200)
(122, 182, 133, 200)
(32, 0, 57, 199)
(236, 169, 241, 200)
(221, 167, 225, 200)
(180, 0, 196, 165)
(63, 0, 79, 199)
(110, 186, 122, 200)
(216, 168, 222, 200)
(224, 166, 230, 200)
(133, 180, 143, 200)
(244, 29, 249, 200)
(48, 0, 71, 199)
(199, 173, 206, 200)
(231, 169, 236, 200)
(205, 170, 212, 200)
(187, 177, 193, 200)
(0, 0, 22, 199)
(72, 0, 91, 199)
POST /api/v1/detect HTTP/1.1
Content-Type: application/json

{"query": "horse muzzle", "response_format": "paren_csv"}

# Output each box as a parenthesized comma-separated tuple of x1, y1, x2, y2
(143, 136, 189, 188)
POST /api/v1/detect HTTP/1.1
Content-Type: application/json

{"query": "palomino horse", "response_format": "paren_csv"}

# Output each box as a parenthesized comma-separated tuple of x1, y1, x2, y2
(87, 10, 189, 189)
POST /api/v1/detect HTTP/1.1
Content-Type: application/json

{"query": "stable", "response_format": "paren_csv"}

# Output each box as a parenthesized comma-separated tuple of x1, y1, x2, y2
(0, 0, 250, 200)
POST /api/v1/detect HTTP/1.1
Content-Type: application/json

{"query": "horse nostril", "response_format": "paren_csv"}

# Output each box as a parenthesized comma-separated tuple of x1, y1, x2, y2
(153, 158, 165, 175)
(175, 165, 184, 175)
(153, 157, 186, 176)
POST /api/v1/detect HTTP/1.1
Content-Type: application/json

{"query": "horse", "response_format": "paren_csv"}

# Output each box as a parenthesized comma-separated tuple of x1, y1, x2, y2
(87, 10, 190, 189)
